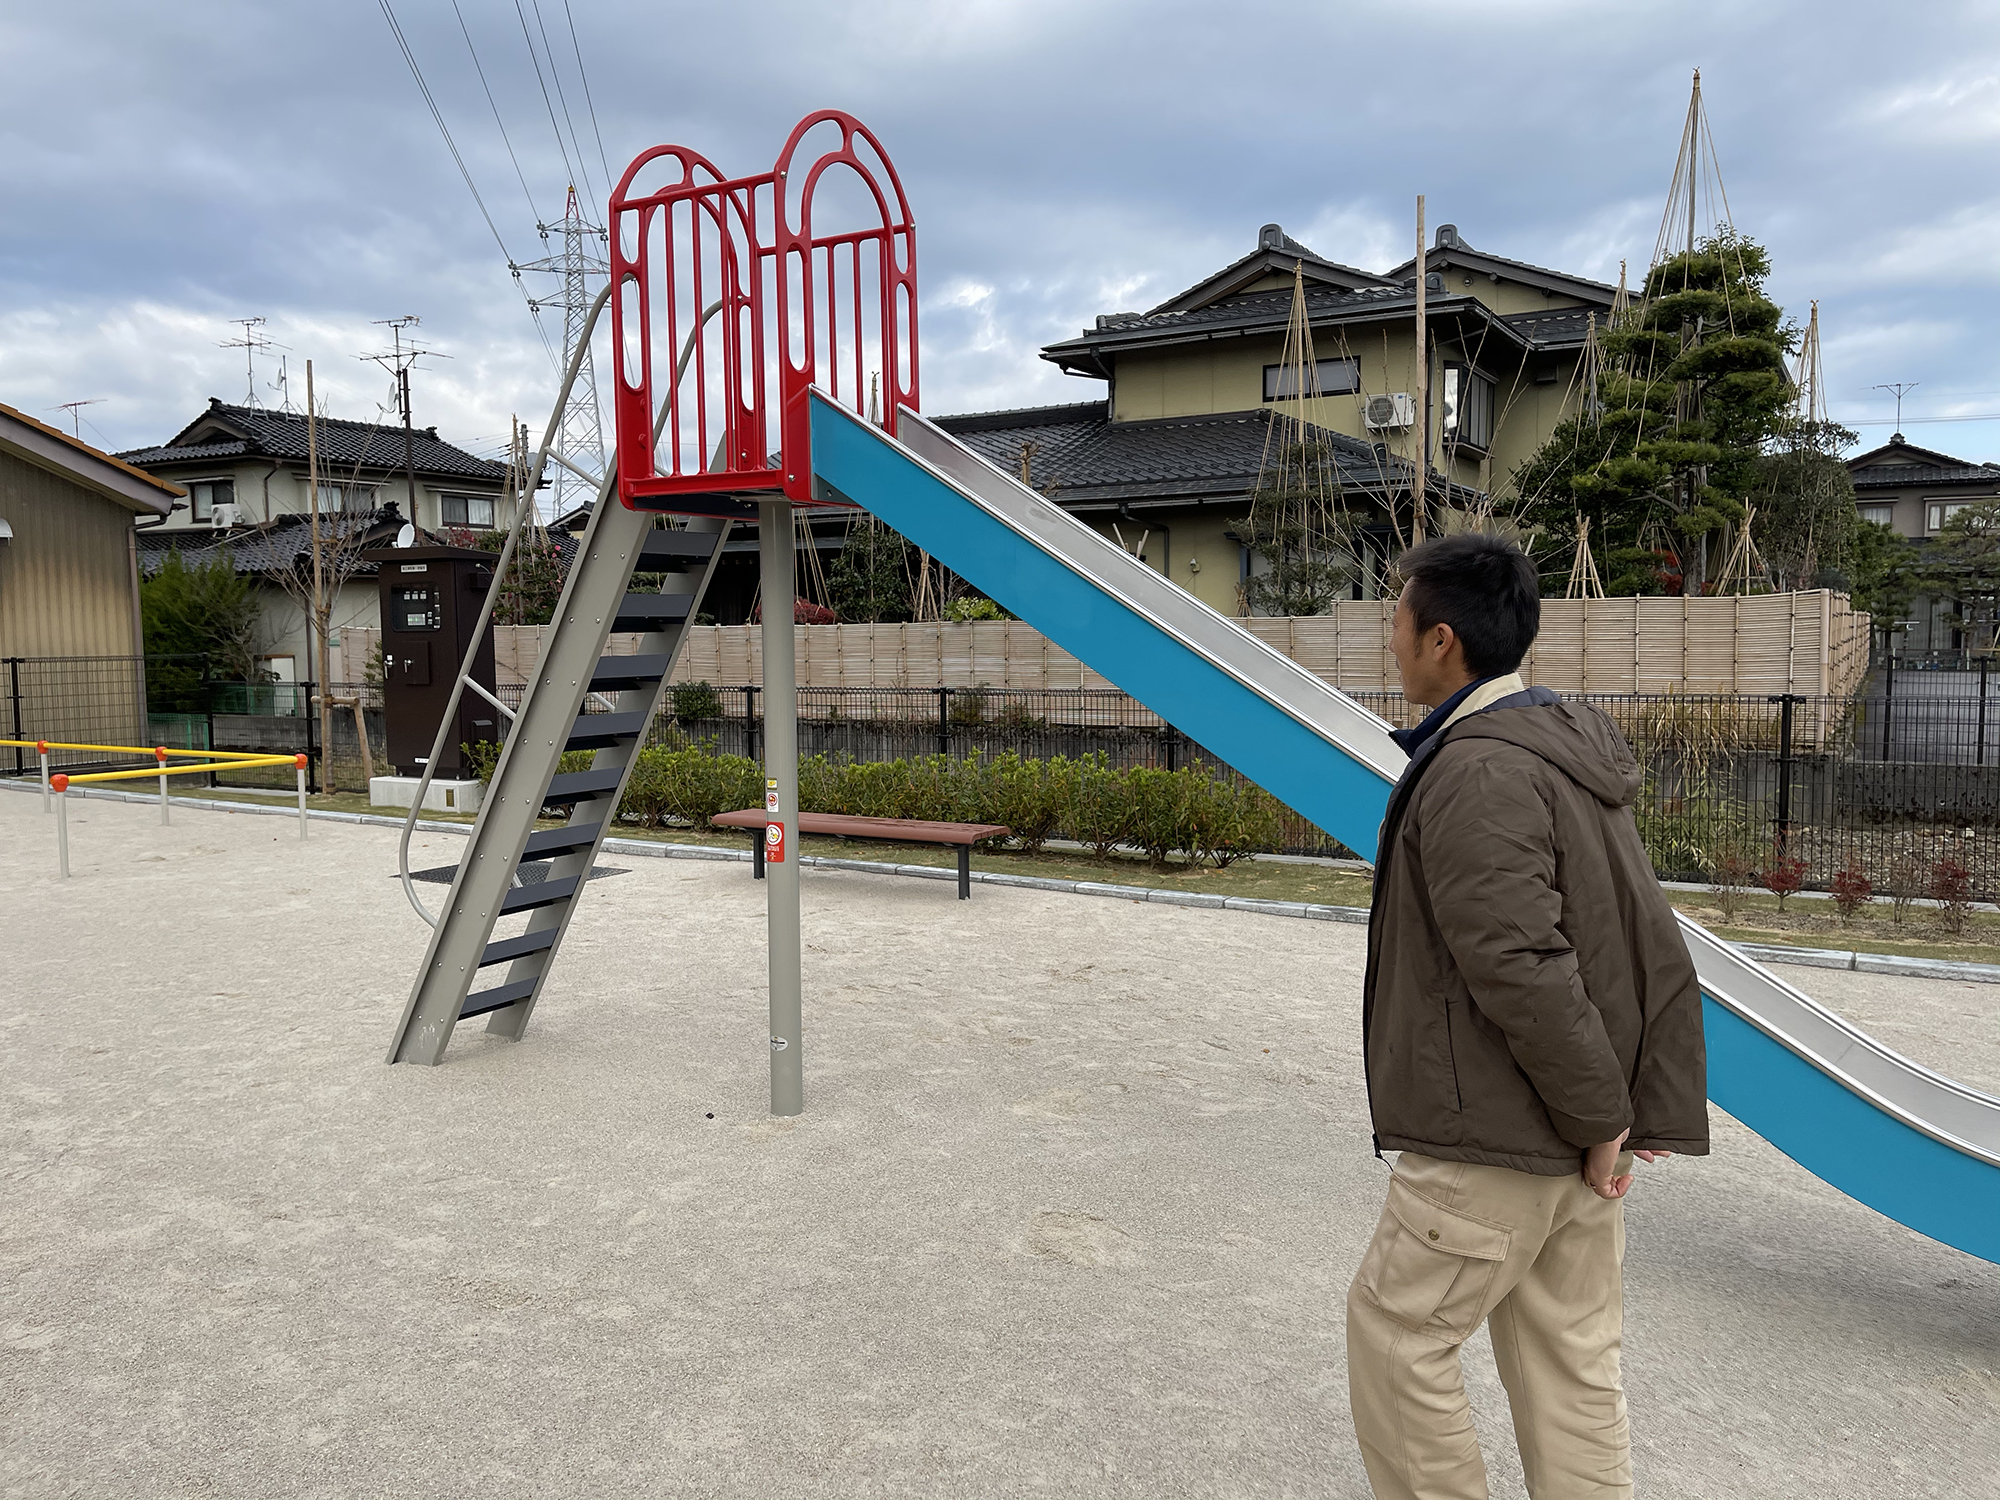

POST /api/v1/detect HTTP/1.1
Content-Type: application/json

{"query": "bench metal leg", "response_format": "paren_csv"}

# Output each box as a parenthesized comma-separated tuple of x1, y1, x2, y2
(958, 842, 970, 899)
(753, 828, 764, 879)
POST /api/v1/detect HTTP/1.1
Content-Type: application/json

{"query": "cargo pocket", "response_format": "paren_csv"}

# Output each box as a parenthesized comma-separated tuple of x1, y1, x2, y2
(1356, 1176, 1513, 1340)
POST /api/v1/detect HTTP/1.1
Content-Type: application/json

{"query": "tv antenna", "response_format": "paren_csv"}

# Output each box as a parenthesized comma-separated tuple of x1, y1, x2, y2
(50, 399, 106, 438)
(218, 317, 287, 406)
(363, 315, 450, 521)
(1872, 382, 1919, 438)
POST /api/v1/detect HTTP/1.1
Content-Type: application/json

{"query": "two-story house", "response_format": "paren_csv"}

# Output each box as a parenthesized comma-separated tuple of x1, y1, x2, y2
(937, 222, 1612, 616)
(118, 399, 514, 684)
(1846, 434, 2000, 653)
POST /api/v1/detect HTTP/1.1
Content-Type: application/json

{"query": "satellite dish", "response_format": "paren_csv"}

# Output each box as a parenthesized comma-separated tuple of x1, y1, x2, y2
(395, 523, 416, 548)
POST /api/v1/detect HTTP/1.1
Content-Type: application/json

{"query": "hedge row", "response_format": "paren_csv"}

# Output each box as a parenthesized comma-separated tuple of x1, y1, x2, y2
(616, 744, 1284, 868)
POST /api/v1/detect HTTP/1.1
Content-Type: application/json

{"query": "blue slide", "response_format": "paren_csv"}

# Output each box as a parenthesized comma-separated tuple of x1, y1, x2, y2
(809, 389, 2000, 1265)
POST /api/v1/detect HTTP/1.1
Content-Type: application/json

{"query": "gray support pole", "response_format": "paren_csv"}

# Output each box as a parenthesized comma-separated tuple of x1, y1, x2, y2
(297, 760, 309, 841)
(761, 499, 804, 1117)
(39, 745, 49, 812)
(55, 785, 69, 878)
(157, 753, 169, 825)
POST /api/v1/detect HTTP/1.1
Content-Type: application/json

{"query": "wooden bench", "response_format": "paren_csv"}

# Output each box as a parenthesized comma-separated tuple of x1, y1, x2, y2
(710, 809, 1012, 899)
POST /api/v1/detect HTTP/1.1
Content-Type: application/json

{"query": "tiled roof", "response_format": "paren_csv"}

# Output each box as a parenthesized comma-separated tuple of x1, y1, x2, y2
(118, 400, 507, 484)
(136, 508, 410, 577)
(933, 402, 1456, 507)
(1498, 307, 1597, 349)
(1147, 225, 1399, 315)
(1850, 462, 2000, 489)
(1384, 234, 1617, 302)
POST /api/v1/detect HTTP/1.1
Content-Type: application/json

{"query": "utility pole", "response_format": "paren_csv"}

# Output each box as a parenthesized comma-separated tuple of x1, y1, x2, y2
(519, 185, 610, 525)
(1412, 194, 1428, 546)
(364, 316, 446, 526)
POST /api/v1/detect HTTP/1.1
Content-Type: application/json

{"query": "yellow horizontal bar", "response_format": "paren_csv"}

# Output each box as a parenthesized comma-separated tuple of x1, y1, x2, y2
(1, 739, 283, 761)
(63, 757, 301, 785)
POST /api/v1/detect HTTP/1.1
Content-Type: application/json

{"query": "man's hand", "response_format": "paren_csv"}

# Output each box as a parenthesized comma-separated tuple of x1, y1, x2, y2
(1583, 1128, 1633, 1199)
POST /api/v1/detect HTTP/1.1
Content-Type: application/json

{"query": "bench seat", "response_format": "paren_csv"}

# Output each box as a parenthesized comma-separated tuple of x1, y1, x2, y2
(710, 809, 1011, 898)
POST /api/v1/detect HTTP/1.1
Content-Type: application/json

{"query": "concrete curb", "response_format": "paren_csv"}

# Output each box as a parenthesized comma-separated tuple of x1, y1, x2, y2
(12, 779, 1999, 984)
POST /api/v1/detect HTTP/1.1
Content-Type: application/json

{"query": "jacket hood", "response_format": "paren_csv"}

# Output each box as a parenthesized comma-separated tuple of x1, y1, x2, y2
(1445, 698, 1641, 809)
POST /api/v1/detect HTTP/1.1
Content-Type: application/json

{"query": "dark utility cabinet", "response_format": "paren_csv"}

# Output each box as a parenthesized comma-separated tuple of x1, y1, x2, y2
(362, 543, 499, 777)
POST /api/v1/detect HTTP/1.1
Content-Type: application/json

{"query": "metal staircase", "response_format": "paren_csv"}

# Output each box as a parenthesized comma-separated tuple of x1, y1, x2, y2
(384, 497, 726, 1065)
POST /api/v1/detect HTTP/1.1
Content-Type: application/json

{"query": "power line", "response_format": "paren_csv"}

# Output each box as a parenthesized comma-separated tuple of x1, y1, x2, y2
(451, 0, 540, 226)
(514, 0, 580, 198)
(1846, 413, 2000, 427)
(379, 0, 514, 265)
(562, 0, 615, 193)
(532, 0, 598, 207)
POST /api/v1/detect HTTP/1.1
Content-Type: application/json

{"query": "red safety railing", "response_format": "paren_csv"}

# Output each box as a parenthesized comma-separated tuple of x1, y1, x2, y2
(609, 110, 917, 513)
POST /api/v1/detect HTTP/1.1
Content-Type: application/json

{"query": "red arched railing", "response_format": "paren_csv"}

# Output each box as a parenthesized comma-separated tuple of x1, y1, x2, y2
(609, 111, 917, 514)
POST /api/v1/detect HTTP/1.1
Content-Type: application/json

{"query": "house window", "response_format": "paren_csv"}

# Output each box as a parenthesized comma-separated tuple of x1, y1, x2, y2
(316, 482, 378, 514)
(1263, 358, 1360, 401)
(440, 493, 497, 529)
(1442, 364, 1496, 452)
(1856, 503, 1895, 527)
(186, 478, 234, 523)
(1927, 499, 1998, 532)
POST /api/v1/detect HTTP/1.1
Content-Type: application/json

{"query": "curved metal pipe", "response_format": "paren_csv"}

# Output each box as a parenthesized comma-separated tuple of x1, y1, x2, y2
(395, 290, 724, 925)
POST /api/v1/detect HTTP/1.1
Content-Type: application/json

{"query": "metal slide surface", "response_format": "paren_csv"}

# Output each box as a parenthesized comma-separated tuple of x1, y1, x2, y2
(811, 390, 2000, 1264)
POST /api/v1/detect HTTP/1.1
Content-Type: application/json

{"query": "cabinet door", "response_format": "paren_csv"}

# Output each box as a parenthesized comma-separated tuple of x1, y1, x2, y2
(402, 640, 431, 686)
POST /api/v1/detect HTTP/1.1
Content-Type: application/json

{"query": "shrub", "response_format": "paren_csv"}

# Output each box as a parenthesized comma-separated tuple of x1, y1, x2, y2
(1830, 860, 1873, 924)
(671, 679, 723, 721)
(946, 684, 989, 725)
(1069, 752, 1131, 860)
(987, 751, 1074, 853)
(1190, 773, 1283, 868)
(1882, 851, 1926, 925)
(943, 596, 1007, 622)
(1125, 767, 1194, 866)
(1759, 848, 1808, 912)
(797, 752, 843, 815)
(1928, 852, 1975, 936)
(1707, 841, 1757, 919)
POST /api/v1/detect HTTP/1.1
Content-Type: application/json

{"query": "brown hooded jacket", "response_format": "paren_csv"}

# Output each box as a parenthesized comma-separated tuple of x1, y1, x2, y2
(1363, 690, 1710, 1175)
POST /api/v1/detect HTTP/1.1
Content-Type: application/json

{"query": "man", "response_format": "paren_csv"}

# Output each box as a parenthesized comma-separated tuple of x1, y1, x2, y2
(1347, 533, 1708, 1500)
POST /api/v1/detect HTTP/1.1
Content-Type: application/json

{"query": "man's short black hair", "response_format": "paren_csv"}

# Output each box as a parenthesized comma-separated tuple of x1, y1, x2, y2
(1396, 532, 1541, 677)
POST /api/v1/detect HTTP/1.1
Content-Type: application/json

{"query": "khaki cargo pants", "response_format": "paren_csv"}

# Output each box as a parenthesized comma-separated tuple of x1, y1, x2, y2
(1346, 1151, 1632, 1500)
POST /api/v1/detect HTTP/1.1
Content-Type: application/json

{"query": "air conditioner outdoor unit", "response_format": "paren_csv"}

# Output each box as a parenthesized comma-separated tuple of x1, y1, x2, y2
(211, 502, 238, 528)
(1363, 393, 1415, 430)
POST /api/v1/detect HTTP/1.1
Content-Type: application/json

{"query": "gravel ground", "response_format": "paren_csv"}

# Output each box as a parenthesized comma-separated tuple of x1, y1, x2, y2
(2, 787, 1996, 1499)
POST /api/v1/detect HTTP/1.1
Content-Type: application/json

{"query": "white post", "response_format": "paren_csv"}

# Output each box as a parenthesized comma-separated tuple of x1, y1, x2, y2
(54, 781, 70, 878)
(296, 758, 309, 841)
(157, 748, 169, 825)
(38, 743, 49, 812)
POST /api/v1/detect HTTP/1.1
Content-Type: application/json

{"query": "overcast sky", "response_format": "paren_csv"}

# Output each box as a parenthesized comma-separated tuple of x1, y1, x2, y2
(2, 0, 1995, 474)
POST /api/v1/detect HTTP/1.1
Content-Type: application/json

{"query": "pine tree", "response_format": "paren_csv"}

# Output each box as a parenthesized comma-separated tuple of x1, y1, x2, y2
(828, 515, 912, 622)
(140, 549, 262, 710)
(1510, 231, 1793, 596)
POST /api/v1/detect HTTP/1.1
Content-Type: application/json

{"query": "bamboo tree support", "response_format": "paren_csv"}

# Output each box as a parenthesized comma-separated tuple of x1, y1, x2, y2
(1413, 193, 1428, 546)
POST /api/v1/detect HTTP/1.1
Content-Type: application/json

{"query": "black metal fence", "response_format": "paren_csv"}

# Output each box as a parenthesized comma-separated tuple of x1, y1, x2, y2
(15, 654, 2000, 900)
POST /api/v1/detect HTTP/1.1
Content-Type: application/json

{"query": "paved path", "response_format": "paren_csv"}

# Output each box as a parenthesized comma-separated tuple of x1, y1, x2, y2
(2, 791, 1996, 1498)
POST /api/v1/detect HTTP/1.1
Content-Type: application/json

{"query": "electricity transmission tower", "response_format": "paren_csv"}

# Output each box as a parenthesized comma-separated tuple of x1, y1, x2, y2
(517, 184, 609, 523)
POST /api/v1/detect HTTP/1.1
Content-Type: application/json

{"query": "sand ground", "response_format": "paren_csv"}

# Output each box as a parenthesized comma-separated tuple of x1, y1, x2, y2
(2, 787, 1996, 1498)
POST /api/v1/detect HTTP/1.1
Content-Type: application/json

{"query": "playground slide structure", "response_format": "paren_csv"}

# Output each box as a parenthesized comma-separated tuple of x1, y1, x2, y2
(810, 390, 2000, 1267)
(397, 110, 1995, 1265)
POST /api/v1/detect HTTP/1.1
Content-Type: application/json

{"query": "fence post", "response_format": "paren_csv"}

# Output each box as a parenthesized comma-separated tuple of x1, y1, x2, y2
(1164, 725, 1179, 772)
(1980, 656, 1991, 768)
(304, 679, 320, 792)
(156, 745, 170, 825)
(204, 673, 217, 789)
(1881, 642, 1895, 760)
(1769, 694, 1796, 853)
(744, 685, 759, 762)
(8, 658, 21, 778)
(937, 686, 950, 757)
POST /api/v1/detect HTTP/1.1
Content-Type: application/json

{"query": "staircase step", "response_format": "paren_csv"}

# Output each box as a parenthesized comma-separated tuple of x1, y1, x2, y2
(500, 874, 580, 914)
(565, 710, 650, 751)
(459, 978, 537, 1020)
(522, 821, 602, 858)
(588, 654, 672, 691)
(612, 593, 695, 631)
(541, 765, 623, 804)
(478, 929, 558, 968)
(638, 529, 719, 567)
